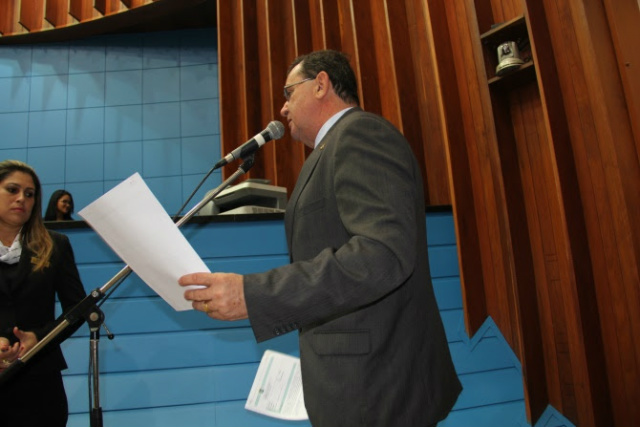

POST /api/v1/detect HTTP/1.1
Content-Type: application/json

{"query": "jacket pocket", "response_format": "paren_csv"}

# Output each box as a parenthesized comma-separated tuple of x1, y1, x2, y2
(311, 330, 371, 356)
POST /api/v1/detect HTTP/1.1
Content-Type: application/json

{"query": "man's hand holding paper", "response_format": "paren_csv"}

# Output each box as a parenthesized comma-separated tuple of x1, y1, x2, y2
(179, 272, 248, 320)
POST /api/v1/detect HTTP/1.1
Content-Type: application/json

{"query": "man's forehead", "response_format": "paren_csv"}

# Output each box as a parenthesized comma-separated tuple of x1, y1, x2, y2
(286, 64, 304, 81)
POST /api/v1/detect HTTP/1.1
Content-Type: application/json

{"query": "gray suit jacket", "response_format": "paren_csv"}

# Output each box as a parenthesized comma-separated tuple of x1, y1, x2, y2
(245, 108, 461, 426)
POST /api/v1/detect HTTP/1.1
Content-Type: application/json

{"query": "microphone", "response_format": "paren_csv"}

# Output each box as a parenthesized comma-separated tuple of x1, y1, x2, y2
(214, 121, 285, 170)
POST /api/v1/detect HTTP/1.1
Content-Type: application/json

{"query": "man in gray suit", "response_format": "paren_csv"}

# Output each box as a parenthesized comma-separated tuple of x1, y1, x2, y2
(181, 50, 461, 427)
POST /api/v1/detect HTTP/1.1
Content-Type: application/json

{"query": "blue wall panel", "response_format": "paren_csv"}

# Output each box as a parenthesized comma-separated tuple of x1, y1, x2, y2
(0, 27, 220, 217)
(54, 213, 557, 427)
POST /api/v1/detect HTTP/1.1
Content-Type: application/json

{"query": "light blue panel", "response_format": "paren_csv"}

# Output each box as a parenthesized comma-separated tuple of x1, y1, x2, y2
(31, 43, 70, 76)
(64, 181, 106, 213)
(75, 263, 151, 297)
(69, 42, 106, 74)
(439, 401, 526, 427)
(181, 64, 218, 100)
(449, 336, 518, 375)
(105, 38, 143, 71)
(142, 32, 181, 69)
(94, 297, 249, 335)
(105, 70, 142, 106)
(180, 29, 218, 67)
(29, 74, 68, 111)
(65, 367, 219, 412)
(440, 309, 465, 343)
(63, 227, 120, 264)
(27, 146, 66, 183)
(69, 401, 310, 427)
(535, 405, 576, 427)
(65, 144, 104, 182)
(182, 221, 288, 258)
(454, 368, 524, 410)
(181, 172, 222, 212)
(181, 98, 219, 137)
(142, 102, 181, 140)
(0, 46, 32, 78)
(66, 107, 105, 145)
(432, 277, 463, 310)
(61, 327, 299, 375)
(213, 363, 259, 401)
(428, 245, 460, 278)
(67, 72, 106, 109)
(27, 109, 67, 147)
(0, 112, 29, 148)
(0, 76, 30, 113)
(104, 141, 142, 180)
(104, 104, 143, 142)
(181, 134, 220, 173)
(68, 402, 219, 427)
(0, 148, 27, 162)
(142, 138, 182, 177)
(143, 67, 180, 103)
(426, 211, 457, 246)
(145, 175, 183, 215)
(217, 401, 311, 427)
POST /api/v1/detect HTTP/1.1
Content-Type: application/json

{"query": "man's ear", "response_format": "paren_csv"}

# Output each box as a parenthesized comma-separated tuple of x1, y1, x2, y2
(315, 71, 331, 98)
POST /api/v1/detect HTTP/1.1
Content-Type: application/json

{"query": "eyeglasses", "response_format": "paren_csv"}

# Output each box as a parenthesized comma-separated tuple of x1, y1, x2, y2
(283, 77, 314, 101)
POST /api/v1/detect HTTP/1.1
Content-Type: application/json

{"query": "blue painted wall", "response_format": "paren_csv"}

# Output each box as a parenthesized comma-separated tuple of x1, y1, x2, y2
(53, 212, 569, 427)
(0, 28, 221, 217)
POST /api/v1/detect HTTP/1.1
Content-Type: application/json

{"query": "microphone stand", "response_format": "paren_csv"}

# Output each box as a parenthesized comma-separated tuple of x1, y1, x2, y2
(0, 156, 256, 426)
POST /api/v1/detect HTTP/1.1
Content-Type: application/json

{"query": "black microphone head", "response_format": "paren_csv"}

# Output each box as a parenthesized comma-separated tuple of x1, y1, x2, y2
(267, 120, 285, 140)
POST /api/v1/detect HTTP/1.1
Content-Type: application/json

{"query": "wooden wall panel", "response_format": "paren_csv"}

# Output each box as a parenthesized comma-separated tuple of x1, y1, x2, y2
(20, 0, 45, 32)
(212, 1, 640, 426)
(0, 0, 17, 35)
(602, 0, 640, 145)
(45, 0, 69, 27)
(217, 0, 452, 206)
(69, 0, 95, 22)
(535, 0, 640, 424)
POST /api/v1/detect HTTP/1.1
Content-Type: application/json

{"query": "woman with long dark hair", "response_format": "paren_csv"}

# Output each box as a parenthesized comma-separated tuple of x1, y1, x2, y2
(0, 160, 86, 426)
(44, 189, 74, 221)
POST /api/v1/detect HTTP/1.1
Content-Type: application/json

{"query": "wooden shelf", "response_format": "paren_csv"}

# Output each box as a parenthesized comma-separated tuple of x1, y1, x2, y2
(481, 15, 527, 48)
(480, 15, 533, 85)
(488, 61, 536, 91)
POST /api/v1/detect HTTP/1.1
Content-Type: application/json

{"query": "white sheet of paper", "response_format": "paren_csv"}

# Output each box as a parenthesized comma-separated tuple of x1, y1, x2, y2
(245, 350, 308, 421)
(78, 173, 208, 311)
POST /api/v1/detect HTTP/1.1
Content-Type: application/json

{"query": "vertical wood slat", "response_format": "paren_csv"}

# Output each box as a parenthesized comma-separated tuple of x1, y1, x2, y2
(601, 0, 640, 146)
(425, 0, 489, 336)
(95, 0, 122, 15)
(217, 0, 249, 184)
(404, 0, 452, 204)
(69, 0, 94, 22)
(45, 0, 70, 27)
(19, 0, 45, 32)
(0, 0, 17, 35)
(122, 0, 147, 8)
(561, 0, 640, 424)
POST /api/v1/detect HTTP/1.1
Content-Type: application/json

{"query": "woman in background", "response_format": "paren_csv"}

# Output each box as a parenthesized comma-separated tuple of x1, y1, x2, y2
(0, 160, 86, 427)
(45, 189, 74, 221)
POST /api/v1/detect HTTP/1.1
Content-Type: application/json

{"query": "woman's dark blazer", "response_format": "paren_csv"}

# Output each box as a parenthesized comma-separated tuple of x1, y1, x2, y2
(0, 230, 86, 377)
(244, 109, 461, 427)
